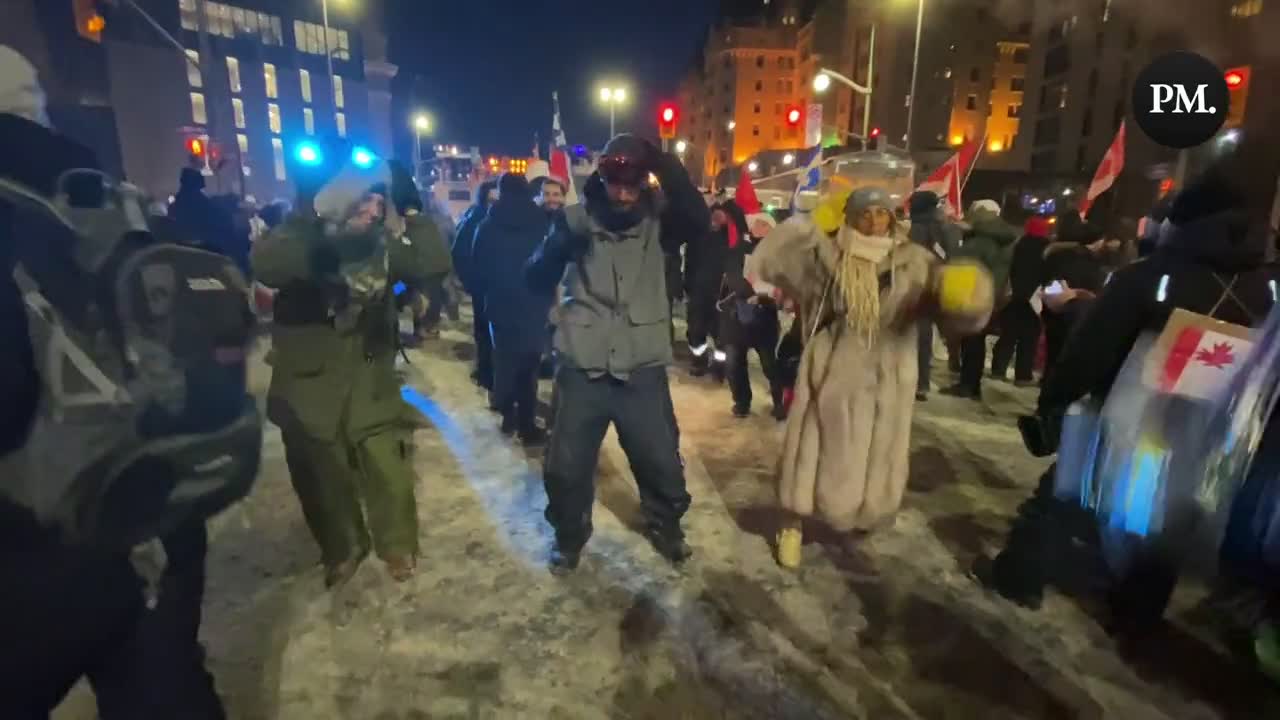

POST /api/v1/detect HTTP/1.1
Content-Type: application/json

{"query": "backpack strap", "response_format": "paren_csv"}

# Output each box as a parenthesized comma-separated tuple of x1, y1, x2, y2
(1207, 272, 1261, 325)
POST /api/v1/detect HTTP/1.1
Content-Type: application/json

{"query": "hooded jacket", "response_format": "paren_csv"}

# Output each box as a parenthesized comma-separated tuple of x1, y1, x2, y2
(471, 191, 555, 350)
(955, 210, 1018, 290)
(1039, 207, 1276, 416)
(525, 151, 709, 379)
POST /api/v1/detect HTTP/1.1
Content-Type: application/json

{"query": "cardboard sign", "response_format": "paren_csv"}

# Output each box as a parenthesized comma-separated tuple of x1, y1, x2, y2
(1146, 308, 1252, 401)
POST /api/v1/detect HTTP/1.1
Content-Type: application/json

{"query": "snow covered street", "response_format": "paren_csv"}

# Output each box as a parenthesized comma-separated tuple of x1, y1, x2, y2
(58, 315, 1280, 719)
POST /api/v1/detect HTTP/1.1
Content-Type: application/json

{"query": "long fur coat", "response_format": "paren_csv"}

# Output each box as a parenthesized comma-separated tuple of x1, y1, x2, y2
(751, 216, 991, 532)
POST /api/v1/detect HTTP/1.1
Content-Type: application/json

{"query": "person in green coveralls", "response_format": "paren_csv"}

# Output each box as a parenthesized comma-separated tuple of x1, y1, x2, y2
(253, 144, 447, 587)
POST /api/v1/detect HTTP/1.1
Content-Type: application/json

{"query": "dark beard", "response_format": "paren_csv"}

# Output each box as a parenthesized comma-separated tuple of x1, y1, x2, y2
(591, 197, 650, 232)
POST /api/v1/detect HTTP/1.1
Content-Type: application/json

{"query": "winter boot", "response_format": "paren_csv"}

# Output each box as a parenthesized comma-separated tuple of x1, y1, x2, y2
(549, 542, 582, 575)
(324, 549, 369, 589)
(519, 426, 548, 447)
(732, 403, 750, 418)
(645, 527, 692, 565)
(777, 520, 803, 569)
(385, 555, 416, 583)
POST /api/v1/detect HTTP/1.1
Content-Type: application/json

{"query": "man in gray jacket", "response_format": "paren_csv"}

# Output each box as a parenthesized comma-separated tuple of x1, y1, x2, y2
(525, 134, 709, 573)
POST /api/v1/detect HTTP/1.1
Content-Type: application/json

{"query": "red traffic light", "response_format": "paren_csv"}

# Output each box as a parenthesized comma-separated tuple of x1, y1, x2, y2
(870, 127, 881, 138)
(658, 104, 678, 139)
(187, 137, 205, 156)
(1225, 70, 1245, 88)
(786, 106, 802, 126)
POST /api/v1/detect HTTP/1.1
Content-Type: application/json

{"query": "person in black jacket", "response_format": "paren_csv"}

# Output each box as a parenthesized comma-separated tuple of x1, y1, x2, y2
(991, 215, 1051, 385)
(906, 191, 961, 399)
(472, 174, 556, 444)
(720, 211, 783, 418)
(685, 201, 734, 375)
(0, 47, 224, 718)
(978, 160, 1276, 628)
(453, 180, 498, 392)
(1039, 215, 1108, 386)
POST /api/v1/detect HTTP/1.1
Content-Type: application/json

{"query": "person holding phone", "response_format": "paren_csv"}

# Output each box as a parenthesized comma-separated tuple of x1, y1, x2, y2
(1038, 215, 1107, 384)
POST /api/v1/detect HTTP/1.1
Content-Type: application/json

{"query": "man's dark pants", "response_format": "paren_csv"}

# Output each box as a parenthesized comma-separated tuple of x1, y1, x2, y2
(916, 317, 934, 394)
(958, 332, 989, 394)
(491, 323, 541, 434)
(472, 303, 494, 390)
(992, 301, 1040, 382)
(1, 520, 224, 719)
(543, 366, 691, 551)
(726, 315, 782, 410)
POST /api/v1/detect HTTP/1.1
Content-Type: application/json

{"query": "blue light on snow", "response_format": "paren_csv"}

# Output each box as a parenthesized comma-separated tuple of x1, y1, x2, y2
(295, 142, 322, 166)
(351, 146, 377, 168)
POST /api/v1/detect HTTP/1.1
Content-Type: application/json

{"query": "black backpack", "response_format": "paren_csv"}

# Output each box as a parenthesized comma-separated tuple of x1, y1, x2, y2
(0, 170, 261, 548)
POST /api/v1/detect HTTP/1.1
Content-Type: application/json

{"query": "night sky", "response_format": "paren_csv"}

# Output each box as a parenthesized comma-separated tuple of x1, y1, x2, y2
(386, 0, 719, 158)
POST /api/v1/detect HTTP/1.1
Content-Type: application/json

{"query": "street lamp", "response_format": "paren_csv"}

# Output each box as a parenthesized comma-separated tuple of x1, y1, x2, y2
(904, 0, 925, 152)
(812, 61, 874, 145)
(782, 153, 795, 165)
(747, 160, 759, 173)
(412, 112, 433, 178)
(598, 85, 628, 137)
(727, 120, 736, 131)
(675, 140, 688, 154)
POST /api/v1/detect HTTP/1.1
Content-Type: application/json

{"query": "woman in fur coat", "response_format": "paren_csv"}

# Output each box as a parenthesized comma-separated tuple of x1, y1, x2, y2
(751, 187, 995, 568)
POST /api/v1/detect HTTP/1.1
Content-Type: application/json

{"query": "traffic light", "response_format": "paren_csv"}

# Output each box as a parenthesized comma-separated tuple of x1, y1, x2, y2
(867, 126, 881, 150)
(785, 106, 802, 126)
(658, 104, 678, 140)
(1224, 66, 1251, 129)
(72, 0, 106, 43)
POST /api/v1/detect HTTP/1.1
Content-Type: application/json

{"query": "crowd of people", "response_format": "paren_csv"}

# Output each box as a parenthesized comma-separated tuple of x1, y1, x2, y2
(4, 40, 1280, 717)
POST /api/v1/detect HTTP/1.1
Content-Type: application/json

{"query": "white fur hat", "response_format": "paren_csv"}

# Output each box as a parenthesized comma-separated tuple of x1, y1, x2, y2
(0, 46, 49, 128)
(746, 212, 776, 230)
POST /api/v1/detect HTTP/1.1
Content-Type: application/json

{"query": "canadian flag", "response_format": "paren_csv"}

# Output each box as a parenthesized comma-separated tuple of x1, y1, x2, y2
(1079, 121, 1126, 219)
(1158, 325, 1253, 400)
(913, 141, 979, 218)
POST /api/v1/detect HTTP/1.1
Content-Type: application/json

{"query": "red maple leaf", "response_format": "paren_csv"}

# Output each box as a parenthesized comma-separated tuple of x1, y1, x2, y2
(1194, 341, 1236, 369)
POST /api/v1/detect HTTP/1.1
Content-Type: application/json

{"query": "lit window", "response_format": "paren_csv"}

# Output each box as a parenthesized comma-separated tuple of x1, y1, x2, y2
(263, 63, 278, 99)
(179, 0, 197, 30)
(333, 75, 345, 109)
(335, 112, 347, 137)
(303, 108, 315, 135)
(271, 138, 286, 181)
(190, 92, 207, 124)
(1058, 84, 1069, 109)
(232, 98, 245, 129)
(226, 57, 241, 93)
(300, 69, 312, 103)
(267, 103, 281, 134)
(237, 133, 249, 155)
(1231, 0, 1264, 17)
(185, 50, 201, 88)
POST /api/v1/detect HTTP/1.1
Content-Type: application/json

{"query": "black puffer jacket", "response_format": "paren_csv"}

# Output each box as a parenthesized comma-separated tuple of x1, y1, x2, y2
(471, 192, 555, 351)
(1039, 208, 1276, 416)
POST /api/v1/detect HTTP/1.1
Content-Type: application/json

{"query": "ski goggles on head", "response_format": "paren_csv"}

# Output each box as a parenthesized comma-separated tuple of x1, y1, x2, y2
(598, 155, 647, 187)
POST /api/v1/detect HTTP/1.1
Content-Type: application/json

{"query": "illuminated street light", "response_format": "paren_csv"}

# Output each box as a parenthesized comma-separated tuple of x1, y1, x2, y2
(597, 84, 629, 136)
(1061, 188, 1073, 197)
(412, 112, 433, 182)
(413, 113, 432, 132)
(675, 140, 688, 154)
(782, 153, 795, 165)
(812, 73, 832, 93)
(727, 120, 736, 131)
(747, 160, 759, 173)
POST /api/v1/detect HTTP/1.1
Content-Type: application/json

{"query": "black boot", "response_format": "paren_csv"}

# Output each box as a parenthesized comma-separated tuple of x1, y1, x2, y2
(645, 527, 692, 565)
(549, 542, 581, 575)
